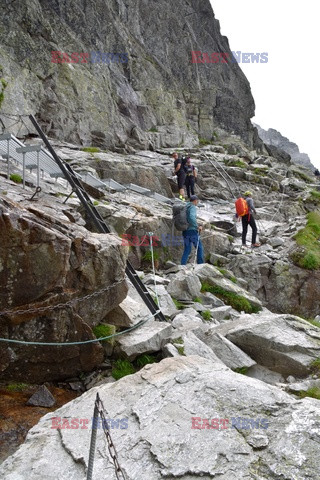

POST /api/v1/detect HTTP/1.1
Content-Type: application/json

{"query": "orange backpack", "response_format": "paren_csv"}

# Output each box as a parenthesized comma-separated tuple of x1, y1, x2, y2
(235, 197, 249, 217)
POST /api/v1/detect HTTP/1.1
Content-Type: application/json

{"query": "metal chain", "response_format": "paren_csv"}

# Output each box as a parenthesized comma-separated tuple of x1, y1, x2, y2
(0, 277, 125, 317)
(96, 394, 127, 480)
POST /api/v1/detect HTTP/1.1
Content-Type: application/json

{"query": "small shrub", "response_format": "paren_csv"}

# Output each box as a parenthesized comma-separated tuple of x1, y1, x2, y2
(10, 173, 22, 184)
(92, 324, 115, 343)
(111, 359, 135, 380)
(93, 200, 99, 206)
(199, 137, 212, 146)
(201, 310, 212, 321)
(148, 127, 158, 133)
(81, 147, 100, 153)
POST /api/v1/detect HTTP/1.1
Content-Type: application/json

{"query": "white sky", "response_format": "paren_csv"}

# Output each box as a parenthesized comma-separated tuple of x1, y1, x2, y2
(210, 0, 320, 169)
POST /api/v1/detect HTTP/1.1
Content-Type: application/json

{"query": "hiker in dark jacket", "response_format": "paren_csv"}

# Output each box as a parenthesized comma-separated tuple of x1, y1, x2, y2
(185, 157, 197, 198)
(181, 195, 204, 264)
(172, 152, 186, 201)
(239, 191, 261, 248)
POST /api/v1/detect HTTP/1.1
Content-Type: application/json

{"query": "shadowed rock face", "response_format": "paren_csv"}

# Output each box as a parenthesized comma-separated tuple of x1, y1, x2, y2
(0, 198, 128, 382)
(0, 0, 257, 150)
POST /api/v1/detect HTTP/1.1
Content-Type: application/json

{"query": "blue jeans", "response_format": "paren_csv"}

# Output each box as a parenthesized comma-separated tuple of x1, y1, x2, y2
(181, 230, 204, 265)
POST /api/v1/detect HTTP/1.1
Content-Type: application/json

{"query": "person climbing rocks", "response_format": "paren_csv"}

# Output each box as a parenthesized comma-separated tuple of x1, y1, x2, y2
(237, 191, 261, 248)
(172, 152, 186, 201)
(314, 168, 320, 178)
(181, 195, 204, 265)
(185, 156, 197, 198)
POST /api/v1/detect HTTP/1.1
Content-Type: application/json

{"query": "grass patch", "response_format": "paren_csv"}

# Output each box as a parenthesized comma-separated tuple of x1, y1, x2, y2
(142, 250, 160, 262)
(199, 137, 213, 146)
(81, 147, 100, 153)
(172, 298, 185, 310)
(93, 200, 99, 206)
(234, 367, 248, 375)
(111, 359, 136, 380)
(6, 382, 29, 392)
(253, 167, 268, 175)
(201, 281, 261, 314)
(309, 358, 320, 375)
(193, 296, 203, 304)
(293, 170, 313, 183)
(135, 353, 156, 368)
(148, 127, 158, 133)
(309, 190, 320, 203)
(177, 346, 185, 355)
(223, 159, 246, 168)
(201, 310, 212, 321)
(92, 323, 116, 343)
(291, 211, 320, 270)
(10, 173, 22, 184)
(298, 387, 320, 400)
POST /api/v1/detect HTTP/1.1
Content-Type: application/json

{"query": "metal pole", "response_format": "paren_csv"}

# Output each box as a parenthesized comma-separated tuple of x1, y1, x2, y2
(86, 398, 99, 480)
(37, 150, 40, 188)
(7, 138, 9, 180)
(22, 152, 25, 189)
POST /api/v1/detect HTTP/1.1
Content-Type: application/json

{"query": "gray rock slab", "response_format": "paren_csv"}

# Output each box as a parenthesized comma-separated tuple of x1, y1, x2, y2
(213, 312, 320, 376)
(117, 320, 172, 359)
(195, 330, 256, 370)
(2, 356, 320, 480)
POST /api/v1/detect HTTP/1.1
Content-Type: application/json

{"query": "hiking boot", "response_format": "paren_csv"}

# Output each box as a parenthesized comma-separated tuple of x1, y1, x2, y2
(251, 243, 261, 248)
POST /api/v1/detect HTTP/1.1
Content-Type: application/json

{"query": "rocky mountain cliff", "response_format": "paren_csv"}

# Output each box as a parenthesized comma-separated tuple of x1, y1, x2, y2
(254, 123, 315, 171)
(0, 0, 260, 151)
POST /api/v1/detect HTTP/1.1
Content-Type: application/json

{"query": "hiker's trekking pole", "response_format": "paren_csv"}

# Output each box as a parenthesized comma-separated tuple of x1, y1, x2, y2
(193, 229, 201, 267)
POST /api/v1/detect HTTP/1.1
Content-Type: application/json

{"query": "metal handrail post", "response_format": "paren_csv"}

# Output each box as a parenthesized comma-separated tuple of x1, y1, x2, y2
(22, 151, 25, 189)
(86, 398, 99, 480)
(7, 138, 9, 180)
(37, 150, 40, 188)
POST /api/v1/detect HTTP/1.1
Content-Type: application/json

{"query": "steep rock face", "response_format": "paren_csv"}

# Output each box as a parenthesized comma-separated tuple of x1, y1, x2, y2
(0, 197, 128, 382)
(0, 0, 257, 150)
(255, 124, 315, 170)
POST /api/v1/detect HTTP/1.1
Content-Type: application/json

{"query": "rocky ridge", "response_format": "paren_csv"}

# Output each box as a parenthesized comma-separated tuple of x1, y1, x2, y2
(254, 123, 315, 171)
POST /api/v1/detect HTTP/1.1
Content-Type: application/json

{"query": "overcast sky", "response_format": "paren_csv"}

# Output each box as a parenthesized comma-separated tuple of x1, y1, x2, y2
(210, 0, 319, 169)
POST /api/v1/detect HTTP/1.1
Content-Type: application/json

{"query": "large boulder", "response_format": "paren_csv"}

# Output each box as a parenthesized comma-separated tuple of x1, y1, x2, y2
(212, 312, 320, 377)
(0, 198, 128, 382)
(1, 356, 320, 479)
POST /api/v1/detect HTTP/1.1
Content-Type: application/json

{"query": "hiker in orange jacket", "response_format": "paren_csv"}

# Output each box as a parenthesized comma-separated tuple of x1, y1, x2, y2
(236, 191, 261, 248)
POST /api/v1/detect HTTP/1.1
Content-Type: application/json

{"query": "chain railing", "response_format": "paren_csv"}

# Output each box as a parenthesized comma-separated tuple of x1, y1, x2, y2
(87, 393, 127, 480)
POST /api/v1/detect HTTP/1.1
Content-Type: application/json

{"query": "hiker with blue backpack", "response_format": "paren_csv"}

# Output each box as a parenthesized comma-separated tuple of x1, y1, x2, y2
(181, 195, 204, 264)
